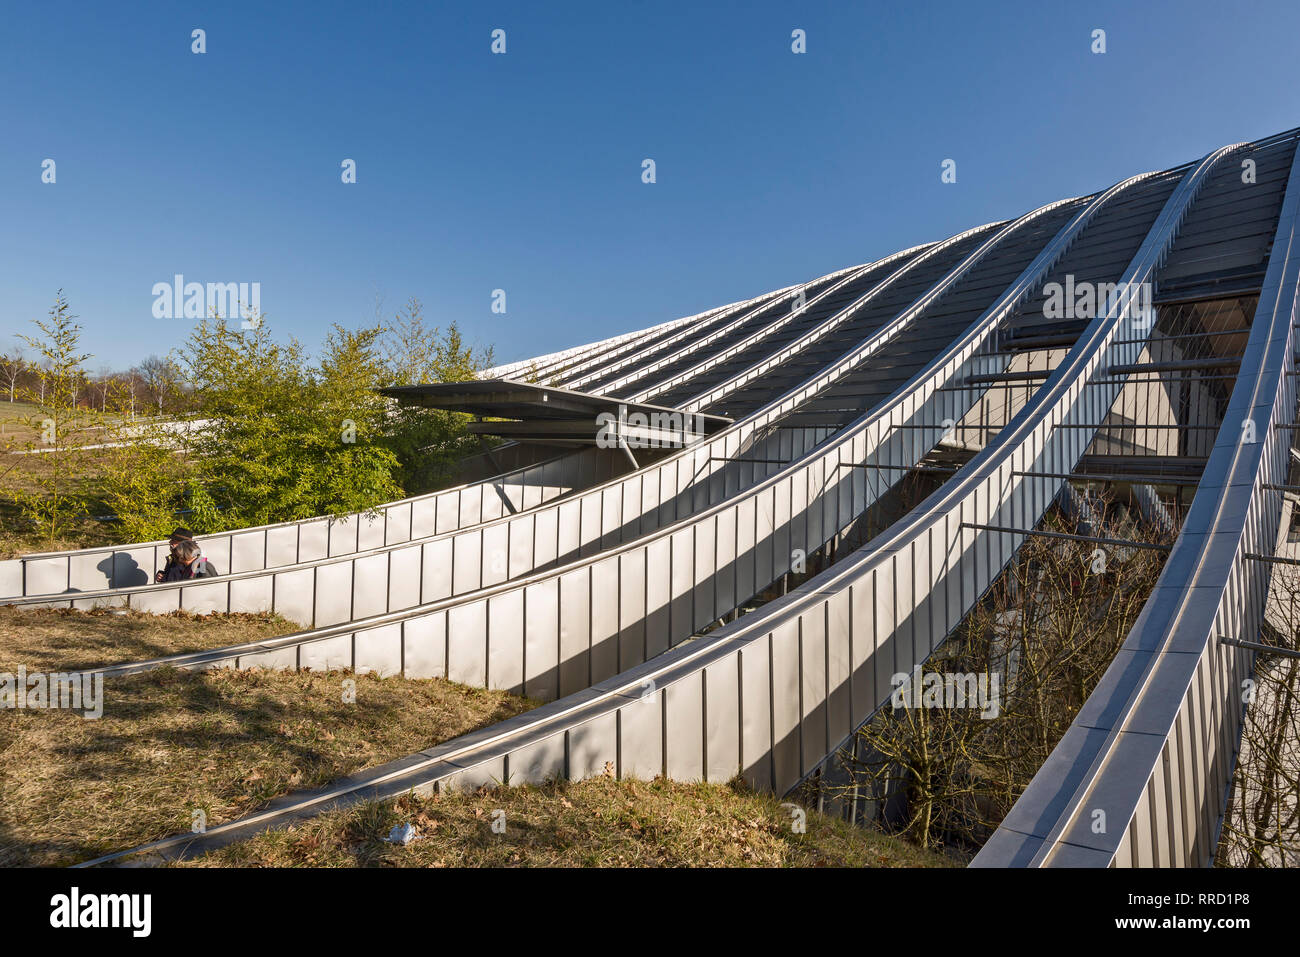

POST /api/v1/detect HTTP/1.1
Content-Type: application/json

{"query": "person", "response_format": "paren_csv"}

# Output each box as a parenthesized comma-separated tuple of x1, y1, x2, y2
(154, 527, 195, 583)
(159, 539, 219, 582)
(155, 528, 219, 583)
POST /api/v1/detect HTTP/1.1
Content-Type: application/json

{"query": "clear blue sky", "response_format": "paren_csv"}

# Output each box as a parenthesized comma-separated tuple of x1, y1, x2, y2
(1, 0, 1296, 371)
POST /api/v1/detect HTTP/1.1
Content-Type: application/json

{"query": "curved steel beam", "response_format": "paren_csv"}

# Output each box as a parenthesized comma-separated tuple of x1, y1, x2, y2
(562, 274, 852, 394)
(66, 176, 1145, 687)
(76, 144, 1236, 868)
(974, 136, 1299, 869)
(8, 201, 1062, 625)
(604, 251, 929, 400)
(547, 286, 798, 389)
(485, 307, 707, 381)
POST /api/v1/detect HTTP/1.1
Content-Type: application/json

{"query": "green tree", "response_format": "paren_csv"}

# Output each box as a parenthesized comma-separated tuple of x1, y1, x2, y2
(10, 291, 100, 542)
(295, 323, 402, 515)
(99, 428, 193, 543)
(176, 315, 402, 531)
(379, 297, 494, 493)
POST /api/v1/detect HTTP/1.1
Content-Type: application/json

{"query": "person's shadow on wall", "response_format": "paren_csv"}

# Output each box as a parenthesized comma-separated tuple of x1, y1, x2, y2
(98, 553, 149, 590)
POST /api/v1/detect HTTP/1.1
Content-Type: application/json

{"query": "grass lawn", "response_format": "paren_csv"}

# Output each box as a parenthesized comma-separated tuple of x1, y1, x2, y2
(0, 416, 964, 871)
(0, 667, 535, 866)
(0, 399, 47, 446)
(187, 775, 963, 868)
(0, 607, 298, 672)
(0, 602, 961, 870)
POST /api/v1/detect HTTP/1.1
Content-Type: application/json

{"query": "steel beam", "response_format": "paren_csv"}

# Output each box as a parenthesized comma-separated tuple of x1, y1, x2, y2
(976, 135, 1299, 869)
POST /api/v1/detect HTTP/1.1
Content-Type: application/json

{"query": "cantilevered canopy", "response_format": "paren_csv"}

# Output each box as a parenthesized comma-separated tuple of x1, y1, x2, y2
(380, 378, 732, 448)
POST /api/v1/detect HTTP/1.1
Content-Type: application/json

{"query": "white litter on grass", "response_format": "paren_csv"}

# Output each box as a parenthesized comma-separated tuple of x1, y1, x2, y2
(384, 823, 422, 845)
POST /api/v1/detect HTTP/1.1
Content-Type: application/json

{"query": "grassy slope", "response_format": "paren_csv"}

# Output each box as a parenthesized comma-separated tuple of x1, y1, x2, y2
(0, 667, 535, 866)
(0, 609, 960, 869)
(0, 607, 298, 671)
(189, 776, 963, 868)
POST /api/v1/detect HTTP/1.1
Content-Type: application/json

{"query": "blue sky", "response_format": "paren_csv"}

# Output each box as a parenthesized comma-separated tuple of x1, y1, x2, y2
(1, 0, 1297, 371)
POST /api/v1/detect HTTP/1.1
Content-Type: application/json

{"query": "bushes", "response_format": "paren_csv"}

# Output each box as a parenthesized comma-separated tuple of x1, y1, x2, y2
(176, 317, 403, 531)
(7, 291, 494, 548)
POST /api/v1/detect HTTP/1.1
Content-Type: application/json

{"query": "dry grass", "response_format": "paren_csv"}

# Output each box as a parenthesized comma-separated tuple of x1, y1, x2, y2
(0, 400, 46, 446)
(0, 606, 298, 671)
(187, 776, 961, 868)
(0, 667, 535, 866)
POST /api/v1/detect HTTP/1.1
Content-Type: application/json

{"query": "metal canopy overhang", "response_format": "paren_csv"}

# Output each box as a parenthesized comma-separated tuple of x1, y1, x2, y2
(380, 378, 732, 447)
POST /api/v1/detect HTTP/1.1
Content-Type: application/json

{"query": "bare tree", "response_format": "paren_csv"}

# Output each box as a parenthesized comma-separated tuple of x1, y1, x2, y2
(138, 355, 179, 416)
(119, 367, 141, 419)
(0, 344, 23, 402)
(1218, 507, 1300, 867)
(820, 496, 1172, 855)
(91, 366, 114, 413)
